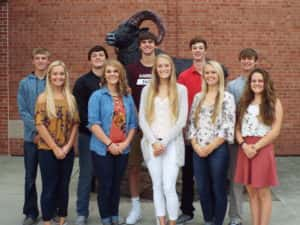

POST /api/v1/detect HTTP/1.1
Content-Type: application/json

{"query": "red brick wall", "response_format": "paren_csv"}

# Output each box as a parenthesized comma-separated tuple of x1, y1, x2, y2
(0, 1, 8, 154)
(5, 0, 300, 155)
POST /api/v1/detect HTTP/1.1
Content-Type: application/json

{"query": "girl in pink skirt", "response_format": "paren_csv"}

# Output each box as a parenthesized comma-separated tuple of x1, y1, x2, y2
(234, 68, 283, 225)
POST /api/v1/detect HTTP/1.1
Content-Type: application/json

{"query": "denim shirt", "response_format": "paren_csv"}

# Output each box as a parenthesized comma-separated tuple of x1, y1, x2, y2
(227, 75, 247, 104)
(17, 74, 46, 142)
(88, 87, 138, 156)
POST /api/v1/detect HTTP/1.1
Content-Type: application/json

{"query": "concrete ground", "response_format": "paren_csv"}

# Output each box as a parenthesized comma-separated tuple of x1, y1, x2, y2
(0, 156, 299, 225)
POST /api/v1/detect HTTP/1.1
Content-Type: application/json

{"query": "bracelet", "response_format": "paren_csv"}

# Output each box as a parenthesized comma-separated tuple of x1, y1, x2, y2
(107, 142, 112, 147)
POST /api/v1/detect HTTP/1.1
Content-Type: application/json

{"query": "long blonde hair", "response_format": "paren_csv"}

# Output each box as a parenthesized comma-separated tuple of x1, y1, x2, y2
(194, 60, 225, 127)
(145, 54, 179, 124)
(44, 60, 77, 119)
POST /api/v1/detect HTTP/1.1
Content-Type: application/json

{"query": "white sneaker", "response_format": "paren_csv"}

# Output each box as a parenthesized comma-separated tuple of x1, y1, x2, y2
(126, 206, 141, 224)
(75, 216, 87, 225)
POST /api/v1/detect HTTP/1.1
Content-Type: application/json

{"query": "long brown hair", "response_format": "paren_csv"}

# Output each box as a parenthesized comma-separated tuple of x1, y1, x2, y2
(102, 59, 130, 96)
(237, 68, 276, 127)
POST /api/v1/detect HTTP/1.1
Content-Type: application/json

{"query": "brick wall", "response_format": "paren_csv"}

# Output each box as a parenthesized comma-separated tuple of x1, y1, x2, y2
(0, 1, 8, 154)
(4, 0, 300, 155)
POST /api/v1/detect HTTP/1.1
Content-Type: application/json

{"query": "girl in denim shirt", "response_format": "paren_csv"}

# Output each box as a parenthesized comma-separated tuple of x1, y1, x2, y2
(88, 59, 137, 225)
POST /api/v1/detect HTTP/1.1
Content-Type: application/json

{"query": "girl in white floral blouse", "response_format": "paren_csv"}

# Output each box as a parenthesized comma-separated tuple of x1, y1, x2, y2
(188, 60, 236, 225)
(234, 68, 283, 225)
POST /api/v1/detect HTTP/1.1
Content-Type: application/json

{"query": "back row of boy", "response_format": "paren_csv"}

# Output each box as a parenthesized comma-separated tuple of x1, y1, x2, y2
(18, 32, 258, 225)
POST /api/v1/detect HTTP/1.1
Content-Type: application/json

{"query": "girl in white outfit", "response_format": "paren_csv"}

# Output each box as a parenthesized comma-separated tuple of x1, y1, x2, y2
(139, 54, 188, 225)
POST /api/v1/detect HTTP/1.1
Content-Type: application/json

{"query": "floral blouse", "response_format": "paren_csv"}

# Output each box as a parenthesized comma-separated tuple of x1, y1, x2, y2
(35, 99, 79, 150)
(241, 104, 271, 137)
(188, 91, 236, 147)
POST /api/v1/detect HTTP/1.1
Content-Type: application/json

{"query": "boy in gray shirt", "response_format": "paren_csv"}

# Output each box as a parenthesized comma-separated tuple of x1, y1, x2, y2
(227, 48, 258, 225)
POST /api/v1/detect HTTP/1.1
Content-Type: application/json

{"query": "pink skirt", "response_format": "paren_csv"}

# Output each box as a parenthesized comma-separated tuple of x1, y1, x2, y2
(234, 136, 279, 188)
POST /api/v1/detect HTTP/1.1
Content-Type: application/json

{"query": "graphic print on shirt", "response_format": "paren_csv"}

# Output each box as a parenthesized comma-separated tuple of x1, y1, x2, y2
(136, 73, 152, 86)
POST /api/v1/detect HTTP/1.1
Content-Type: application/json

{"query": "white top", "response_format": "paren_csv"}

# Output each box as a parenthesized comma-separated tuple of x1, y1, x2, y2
(151, 97, 173, 139)
(241, 104, 271, 137)
(188, 91, 236, 146)
(139, 83, 188, 166)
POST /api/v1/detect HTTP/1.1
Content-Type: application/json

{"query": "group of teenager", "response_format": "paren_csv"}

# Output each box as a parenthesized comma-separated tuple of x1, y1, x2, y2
(17, 32, 283, 225)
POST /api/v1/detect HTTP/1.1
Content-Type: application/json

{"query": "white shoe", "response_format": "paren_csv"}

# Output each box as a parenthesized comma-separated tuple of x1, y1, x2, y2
(126, 206, 141, 224)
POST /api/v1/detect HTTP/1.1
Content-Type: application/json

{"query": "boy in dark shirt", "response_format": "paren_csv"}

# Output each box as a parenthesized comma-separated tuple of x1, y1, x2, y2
(73, 45, 108, 225)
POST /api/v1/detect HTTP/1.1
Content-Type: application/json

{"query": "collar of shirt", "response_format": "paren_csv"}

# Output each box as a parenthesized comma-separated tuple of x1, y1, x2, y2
(190, 65, 202, 76)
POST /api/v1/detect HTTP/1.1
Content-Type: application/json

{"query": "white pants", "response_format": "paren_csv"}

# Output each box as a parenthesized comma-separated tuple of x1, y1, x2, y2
(146, 141, 179, 220)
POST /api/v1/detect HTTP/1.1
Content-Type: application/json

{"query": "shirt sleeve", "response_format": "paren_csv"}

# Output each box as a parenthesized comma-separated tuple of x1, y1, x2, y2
(127, 95, 138, 130)
(73, 78, 88, 126)
(35, 101, 46, 126)
(87, 91, 102, 128)
(177, 73, 185, 85)
(73, 108, 80, 124)
(217, 93, 236, 143)
(161, 85, 188, 146)
(17, 80, 36, 132)
(187, 93, 201, 140)
(138, 86, 157, 145)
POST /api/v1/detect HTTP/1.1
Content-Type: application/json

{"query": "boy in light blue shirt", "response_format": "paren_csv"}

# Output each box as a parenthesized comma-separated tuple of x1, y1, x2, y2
(17, 47, 50, 225)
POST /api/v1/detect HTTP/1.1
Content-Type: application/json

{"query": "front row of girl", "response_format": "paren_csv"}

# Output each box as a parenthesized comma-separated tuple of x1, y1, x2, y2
(34, 54, 282, 225)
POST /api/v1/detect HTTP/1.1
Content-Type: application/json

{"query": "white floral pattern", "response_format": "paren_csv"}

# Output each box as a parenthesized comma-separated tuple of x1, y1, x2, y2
(188, 91, 236, 146)
(241, 104, 271, 137)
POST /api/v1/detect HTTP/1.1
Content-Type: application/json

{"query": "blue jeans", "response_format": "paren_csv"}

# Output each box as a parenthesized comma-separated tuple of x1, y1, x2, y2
(39, 150, 74, 221)
(23, 141, 39, 219)
(193, 143, 229, 225)
(92, 152, 128, 224)
(76, 133, 93, 217)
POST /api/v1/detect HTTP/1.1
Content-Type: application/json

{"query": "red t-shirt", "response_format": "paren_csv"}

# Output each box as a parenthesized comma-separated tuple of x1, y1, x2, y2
(110, 96, 126, 143)
(177, 65, 202, 112)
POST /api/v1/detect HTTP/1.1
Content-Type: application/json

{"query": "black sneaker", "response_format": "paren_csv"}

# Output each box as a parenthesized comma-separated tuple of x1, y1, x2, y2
(176, 214, 193, 225)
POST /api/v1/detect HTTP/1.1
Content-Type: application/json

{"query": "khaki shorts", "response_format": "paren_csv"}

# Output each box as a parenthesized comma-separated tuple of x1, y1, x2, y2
(128, 130, 143, 167)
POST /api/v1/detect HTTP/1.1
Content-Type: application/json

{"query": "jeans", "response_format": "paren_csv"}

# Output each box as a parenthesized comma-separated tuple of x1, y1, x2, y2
(180, 144, 195, 217)
(23, 141, 39, 219)
(92, 152, 128, 224)
(147, 141, 179, 220)
(193, 143, 229, 225)
(38, 150, 74, 221)
(76, 133, 93, 217)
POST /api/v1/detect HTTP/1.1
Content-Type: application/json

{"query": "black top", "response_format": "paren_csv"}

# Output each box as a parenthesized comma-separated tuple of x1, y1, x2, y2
(73, 71, 103, 134)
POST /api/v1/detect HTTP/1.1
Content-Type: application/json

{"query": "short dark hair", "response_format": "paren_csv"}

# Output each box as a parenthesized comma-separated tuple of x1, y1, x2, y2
(189, 36, 208, 49)
(138, 31, 157, 45)
(239, 48, 258, 61)
(88, 45, 108, 60)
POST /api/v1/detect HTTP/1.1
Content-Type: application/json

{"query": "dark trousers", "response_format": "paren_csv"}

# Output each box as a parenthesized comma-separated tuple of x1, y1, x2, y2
(193, 143, 229, 225)
(23, 141, 39, 219)
(76, 133, 93, 217)
(180, 144, 195, 217)
(92, 152, 128, 223)
(38, 150, 74, 221)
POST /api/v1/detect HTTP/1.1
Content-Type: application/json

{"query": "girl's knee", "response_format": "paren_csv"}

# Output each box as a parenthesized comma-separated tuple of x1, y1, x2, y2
(257, 187, 271, 200)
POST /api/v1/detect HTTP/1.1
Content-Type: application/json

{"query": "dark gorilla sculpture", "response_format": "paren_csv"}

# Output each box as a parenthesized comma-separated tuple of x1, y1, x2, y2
(106, 10, 192, 76)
